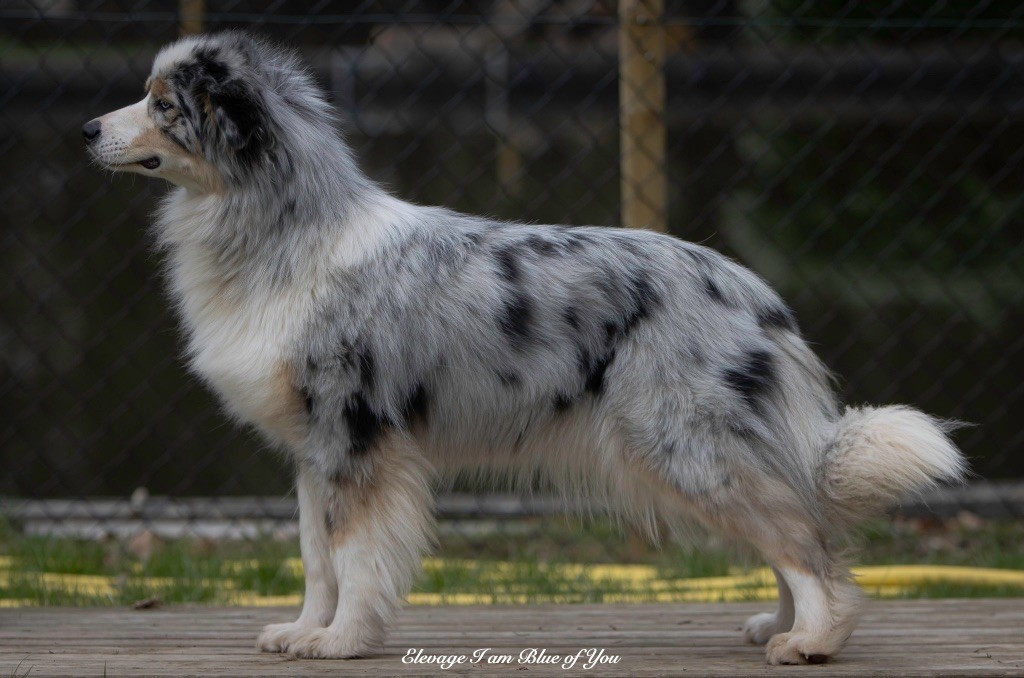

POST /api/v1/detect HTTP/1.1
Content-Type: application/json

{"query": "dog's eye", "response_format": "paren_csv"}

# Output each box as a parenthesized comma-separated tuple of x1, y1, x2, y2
(156, 99, 174, 112)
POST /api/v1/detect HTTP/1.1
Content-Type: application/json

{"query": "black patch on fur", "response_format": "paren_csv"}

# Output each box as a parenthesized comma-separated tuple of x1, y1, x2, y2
(552, 392, 574, 413)
(496, 370, 521, 388)
(703, 273, 726, 304)
(302, 389, 314, 417)
(178, 99, 194, 123)
(622, 270, 658, 332)
(563, 307, 580, 331)
(494, 245, 522, 283)
(562, 231, 589, 251)
(601, 270, 660, 347)
(603, 320, 618, 342)
(526, 234, 559, 256)
(324, 510, 335, 532)
(618, 238, 644, 257)
(170, 61, 203, 90)
(342, 392, 385, 456)
(584, 350, 616, 396)
(757, 304, 799, 333)
(400, 383, 429, 427)
(499, 293, 534, 350)
(356, 347, 375, 392)
(210, 78, 266, 154)
(684, 247, 729, 306)
(331, 342, 356, 371)
(194, 48, 230, 83)
(724, 349, 775, 414)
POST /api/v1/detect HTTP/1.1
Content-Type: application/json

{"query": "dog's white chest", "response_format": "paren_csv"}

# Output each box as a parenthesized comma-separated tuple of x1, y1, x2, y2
(169, 248, 310, 447)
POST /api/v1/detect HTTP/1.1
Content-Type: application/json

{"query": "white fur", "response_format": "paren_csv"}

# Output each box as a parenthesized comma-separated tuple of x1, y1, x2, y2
(153, 190, 415, 445)
(824, 405, 966, 527)
(764, 567, 861, 665)
(256, 468, 336, 652)
(283, 435, 435, 659)
(743, 566, 794, 645)
(88, 96, 152, 166)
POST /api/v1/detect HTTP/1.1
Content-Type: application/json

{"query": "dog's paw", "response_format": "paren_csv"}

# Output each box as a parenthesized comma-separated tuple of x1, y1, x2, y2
(765, 632, 832, 665)
(287, 627, 370, 659)
(742, 611, 784, 645)
(257, 621, 316, 653)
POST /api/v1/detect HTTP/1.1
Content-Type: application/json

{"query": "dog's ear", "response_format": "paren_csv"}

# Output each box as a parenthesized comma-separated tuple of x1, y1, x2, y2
(207, 78, 267, 152)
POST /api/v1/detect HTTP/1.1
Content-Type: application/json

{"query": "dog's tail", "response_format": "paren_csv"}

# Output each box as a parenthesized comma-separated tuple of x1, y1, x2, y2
(819, 405, 967, 528)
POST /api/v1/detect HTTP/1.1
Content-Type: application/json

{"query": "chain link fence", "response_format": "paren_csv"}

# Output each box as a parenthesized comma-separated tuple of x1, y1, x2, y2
(2, 1, 1023, 541)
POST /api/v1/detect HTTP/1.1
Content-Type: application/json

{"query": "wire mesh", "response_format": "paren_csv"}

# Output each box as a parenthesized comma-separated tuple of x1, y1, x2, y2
(1, 1, 1022, 541)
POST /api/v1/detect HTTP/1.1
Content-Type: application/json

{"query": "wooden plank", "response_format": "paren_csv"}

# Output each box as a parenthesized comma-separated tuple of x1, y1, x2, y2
(619, 0, 667, 232)
(0, 601, 1021, 677)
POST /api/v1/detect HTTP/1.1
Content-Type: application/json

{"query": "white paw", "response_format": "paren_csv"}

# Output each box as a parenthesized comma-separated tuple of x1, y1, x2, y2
(257, 621, 317, 653)
(765, 631, 832, 665)
(742, 611, 785, 645)
(287, 626, 372, 659)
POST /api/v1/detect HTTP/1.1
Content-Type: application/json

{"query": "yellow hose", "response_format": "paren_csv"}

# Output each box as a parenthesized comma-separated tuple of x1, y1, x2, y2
(2, 556, 1021, 607)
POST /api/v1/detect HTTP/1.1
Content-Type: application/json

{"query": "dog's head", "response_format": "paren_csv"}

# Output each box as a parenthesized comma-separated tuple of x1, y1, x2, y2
(84, 32, 308, 193)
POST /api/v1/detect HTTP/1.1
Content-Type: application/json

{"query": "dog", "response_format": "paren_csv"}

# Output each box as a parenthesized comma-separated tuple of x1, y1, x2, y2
(84, 31, 966, 664)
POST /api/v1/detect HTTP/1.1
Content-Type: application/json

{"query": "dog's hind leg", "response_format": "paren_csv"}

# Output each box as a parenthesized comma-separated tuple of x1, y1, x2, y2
(257, 466, 338, 653)
(721, 482, 862, 665)
(761, 556, 861, 665)
(287, 433, 435, 659)
(665, 468, 861, 664)
(741, 565, 794, 645)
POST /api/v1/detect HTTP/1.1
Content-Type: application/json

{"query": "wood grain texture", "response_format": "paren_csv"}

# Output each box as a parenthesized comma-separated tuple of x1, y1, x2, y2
(1, 600, 1022, 676)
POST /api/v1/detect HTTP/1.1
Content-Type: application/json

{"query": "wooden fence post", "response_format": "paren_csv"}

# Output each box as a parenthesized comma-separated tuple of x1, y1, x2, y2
(619, 0, 667, 231)
(179, 0, 204, 37)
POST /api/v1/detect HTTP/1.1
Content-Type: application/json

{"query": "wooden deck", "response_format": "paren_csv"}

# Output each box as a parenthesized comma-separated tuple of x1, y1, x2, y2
(1, 600, 1022, 677)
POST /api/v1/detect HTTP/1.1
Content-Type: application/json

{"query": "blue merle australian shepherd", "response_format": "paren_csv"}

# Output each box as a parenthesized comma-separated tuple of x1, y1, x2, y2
(84, 32, 965, 664)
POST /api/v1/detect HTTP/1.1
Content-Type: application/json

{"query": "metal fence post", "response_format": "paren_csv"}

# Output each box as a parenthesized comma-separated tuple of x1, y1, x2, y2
(618, 0, 666, 231)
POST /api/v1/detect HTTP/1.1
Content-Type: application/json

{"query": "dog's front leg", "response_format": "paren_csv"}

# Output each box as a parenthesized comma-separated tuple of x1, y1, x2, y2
(257, 466, 338, 653)
(287, 434, 435, 659)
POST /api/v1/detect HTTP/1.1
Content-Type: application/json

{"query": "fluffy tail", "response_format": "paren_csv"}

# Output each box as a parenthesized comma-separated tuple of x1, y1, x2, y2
(821, 405, 967, 528)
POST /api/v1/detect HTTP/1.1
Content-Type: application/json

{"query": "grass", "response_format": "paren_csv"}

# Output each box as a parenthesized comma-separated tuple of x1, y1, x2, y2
(1, 515, 1022, 607)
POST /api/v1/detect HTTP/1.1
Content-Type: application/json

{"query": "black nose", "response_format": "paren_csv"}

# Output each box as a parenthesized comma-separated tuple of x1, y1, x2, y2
(82, 120, 101, 142)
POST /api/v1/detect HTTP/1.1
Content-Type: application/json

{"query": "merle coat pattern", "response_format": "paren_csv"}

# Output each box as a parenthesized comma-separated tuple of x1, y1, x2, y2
(84, 31, 965, 665)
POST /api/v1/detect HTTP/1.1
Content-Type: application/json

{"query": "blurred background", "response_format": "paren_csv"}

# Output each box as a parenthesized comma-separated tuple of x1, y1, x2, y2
(1, 1, 1023, 605)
